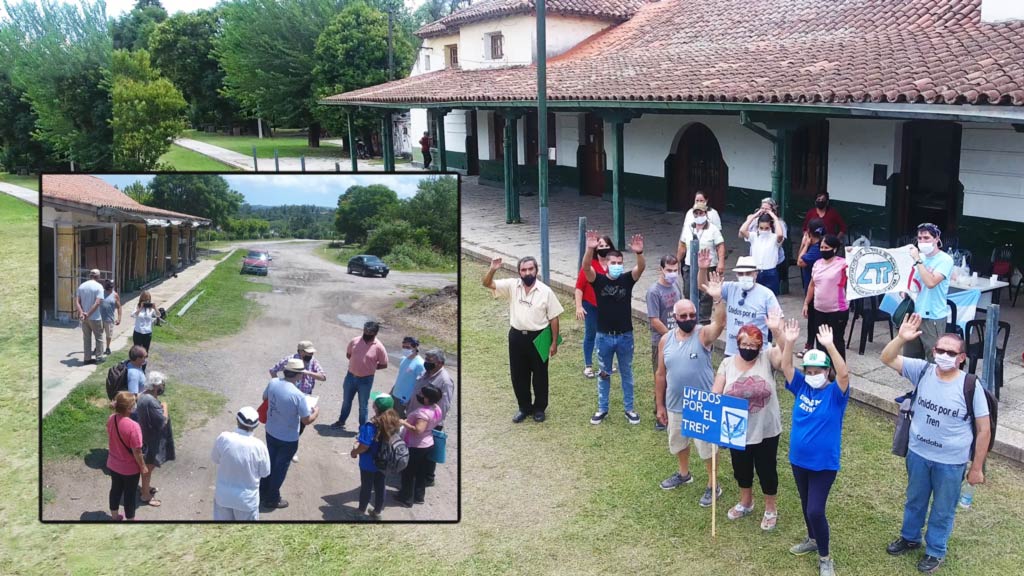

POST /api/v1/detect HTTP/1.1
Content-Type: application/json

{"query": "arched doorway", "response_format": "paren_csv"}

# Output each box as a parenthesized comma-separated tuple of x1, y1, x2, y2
(665, 123, 728, 212)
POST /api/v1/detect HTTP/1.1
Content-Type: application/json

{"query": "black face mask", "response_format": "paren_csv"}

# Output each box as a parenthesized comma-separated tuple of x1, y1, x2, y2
(820, 249, 835, 260)
(362, 334, 375, 342)
(596, 248, 611, 258)
(676, 319, 697, 333)
(739, 348, 759, 362)
(815, 200, 827, 209)
(424, 361, 437, 373)
(415, 394, 425, 404)
(302, 355, 312, 363)
(521, 274, 536, 286)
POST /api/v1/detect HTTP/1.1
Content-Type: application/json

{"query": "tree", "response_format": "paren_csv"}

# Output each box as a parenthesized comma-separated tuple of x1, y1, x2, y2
(112, 49, 187, 170)
(0, 70, 60, 172)
(121, 181, 151, 204)
(0, 0, 112, 170)
(214, 0, 346, 147)
(111, 0, 168, 51)
(334, 184, 400, 244)
(403, 176, 458, 254)
(148, 9, 242, 129)
(148, 174, 244, 228)
(413, 0, 471, 27)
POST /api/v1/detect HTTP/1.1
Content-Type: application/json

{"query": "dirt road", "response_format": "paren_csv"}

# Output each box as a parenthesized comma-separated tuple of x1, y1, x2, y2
(43, 242, 458, 521)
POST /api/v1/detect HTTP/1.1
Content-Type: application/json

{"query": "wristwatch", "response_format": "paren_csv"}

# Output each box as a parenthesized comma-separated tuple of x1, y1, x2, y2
(914, 260, 923, 266)
(636, 250, 644, 255)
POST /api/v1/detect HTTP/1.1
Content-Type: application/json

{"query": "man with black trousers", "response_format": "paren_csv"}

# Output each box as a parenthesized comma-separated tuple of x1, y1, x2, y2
(483, 255, 564, 423)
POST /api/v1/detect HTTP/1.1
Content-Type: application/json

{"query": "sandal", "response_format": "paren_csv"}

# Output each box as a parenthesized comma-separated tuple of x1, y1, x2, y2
(111, 513, 124, 521)
(148, 487, 158, 495)
(727, 502, 754, 520)
(583, 366, 596, 379)
(141, 497, 162, 507)
(761, 510, 778, 531)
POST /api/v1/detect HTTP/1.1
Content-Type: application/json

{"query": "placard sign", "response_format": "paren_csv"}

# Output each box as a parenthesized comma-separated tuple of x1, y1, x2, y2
(681, 387, 749, 450)
(845, 246, 918, 301)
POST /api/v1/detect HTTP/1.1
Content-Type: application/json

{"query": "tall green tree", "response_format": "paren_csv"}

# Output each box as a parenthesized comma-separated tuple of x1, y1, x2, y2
(334, 184, 400, 244)
(404, 176, 458, 254)
(0, 0, 112, 170)
(148, 9, 242, 129)
(112, 49, 187, 170)
(121, 181, 151, 204)
(111, 0, 167, 51)
(148, 174, 245, 228)
(0, 70, 60, 172)
(214, 0, 346, 147)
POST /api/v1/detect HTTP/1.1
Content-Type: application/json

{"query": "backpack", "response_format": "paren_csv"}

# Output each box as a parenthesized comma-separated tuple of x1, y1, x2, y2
(105, 361, 131, 400)
(963, 374, 998, 461)
(373, 432, 409, 474)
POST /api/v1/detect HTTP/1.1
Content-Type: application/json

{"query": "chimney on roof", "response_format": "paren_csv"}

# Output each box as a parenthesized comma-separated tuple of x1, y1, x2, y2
(982, 0, 1024, 23)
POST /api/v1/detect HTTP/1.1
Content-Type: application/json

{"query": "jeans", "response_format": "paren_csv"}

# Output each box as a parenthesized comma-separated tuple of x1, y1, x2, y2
(792, 465, 838, 557)
(900, 449, 967, 559)
(756, 268, 780, 295)
(259, 433, 299, 505)
(582, 300, 598, 368)
(596, 331, 635, 413)
(359, 469, 386, 512)
(338, 372, 375, 426)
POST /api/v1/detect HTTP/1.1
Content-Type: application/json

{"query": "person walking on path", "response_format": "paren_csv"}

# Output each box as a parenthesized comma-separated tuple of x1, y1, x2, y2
(902, 223, 955, 362)
(270, 340, 327, 461)
(740, 209, 786, 295)
(647, 255, 681, 431)
(351, 393, 401, 519)
(396, 384, 443, 507)
(702, 255, 780, 357)
(483, 255, 564, 423)
(130, 290, 160, 354)
(106, 391, 146, 521)
(211, 406, 271, 521)
(99, 279, 121, 357)
(654, 272, 726, 506)
(881, 313, 991, 574)
(420, 131, 432, 170)
(575, 235, 614, 379)
(136, 371, 174, 508)
(802, 234, 850, 360)
(780, 322, 850, 576)
(260, 358, 320, 511)
(330, 322, 388, 430)
(405, 348, 455, 486)
(802, 192, 847, 240)
(583, 230, 646, 426)
(390, 336, 426, 417)
(76, 269, 105, 364)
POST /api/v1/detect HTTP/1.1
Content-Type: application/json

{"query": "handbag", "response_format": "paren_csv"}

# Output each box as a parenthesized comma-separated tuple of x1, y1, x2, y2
(891, 386, 918, 457)
(428, 428, 447, 464)
(257, 398, 268, 424)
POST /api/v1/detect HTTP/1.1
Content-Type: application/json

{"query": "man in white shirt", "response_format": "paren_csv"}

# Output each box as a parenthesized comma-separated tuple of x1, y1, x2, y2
(76, 269, 105, 364)
(211, 406, 271, 521)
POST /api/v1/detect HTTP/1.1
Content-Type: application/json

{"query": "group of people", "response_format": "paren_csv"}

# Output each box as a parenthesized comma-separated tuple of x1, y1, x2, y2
(76, 268, 163, 365)
(483, 190, 990, 574)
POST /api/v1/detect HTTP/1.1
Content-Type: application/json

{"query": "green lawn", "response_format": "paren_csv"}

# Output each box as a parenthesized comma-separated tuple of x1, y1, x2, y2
(182, 129, 349, 160)
(0, 171, 39, 190)
(158, 143, 242, 171)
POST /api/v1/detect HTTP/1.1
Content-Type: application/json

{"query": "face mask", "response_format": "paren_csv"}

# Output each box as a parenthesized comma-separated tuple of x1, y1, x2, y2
(805, 373, 828, 388)
(608, 264, 624, 279)
(424, 361, 437, 373)
(739, 348, 759, 362)
(302, 355, 312, 363)
(934, 354, 959, 371)
(676, 319, 697, 333)
(522, 274, 537, 286)
(758, 230, 772, 237)
(664, 272, 678, 283)
(694, 216, 707, 225)
(362, 334, 375, 343)
(820, 249, 835, 260)
(918, 242, 934, 255)
(403, 348, 416, 358)
(815, 200, 827, 209)
(596, 248, 611, 258)
(415, 394, 425, 404)
(738, 276, 755, 290)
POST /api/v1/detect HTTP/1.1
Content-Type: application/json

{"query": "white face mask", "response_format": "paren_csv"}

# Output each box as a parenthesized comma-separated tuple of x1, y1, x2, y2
(805, 373, 828, 389)
(934, 354, 959, 371)
(918, 242, 934, 255)
(694, 216, 707, 225)
(664, 272, 678, 283)
(758, 230, 772, 237)
(737, 276, 755, 290)
(404, 348, 416, 358)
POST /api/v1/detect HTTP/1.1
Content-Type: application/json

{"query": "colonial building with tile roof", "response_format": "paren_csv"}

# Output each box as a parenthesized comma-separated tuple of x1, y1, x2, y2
(41, 175, 210, 322)
(324, 0, 1024, 273)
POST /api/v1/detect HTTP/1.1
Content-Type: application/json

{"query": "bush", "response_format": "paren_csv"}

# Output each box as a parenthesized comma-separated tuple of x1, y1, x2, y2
(365, 220, 430, 258)
(385, 242, 454, 270)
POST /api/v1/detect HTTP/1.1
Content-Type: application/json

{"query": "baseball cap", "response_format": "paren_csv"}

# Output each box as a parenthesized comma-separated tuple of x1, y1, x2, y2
(802, 349, 831, 368)
(692, 200, 708, 212)
(371, 391, 394, 411)
(237, 406, 259, 428)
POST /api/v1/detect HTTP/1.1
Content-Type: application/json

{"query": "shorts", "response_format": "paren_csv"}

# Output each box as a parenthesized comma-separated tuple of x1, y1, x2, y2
(668, 410, 717, 459)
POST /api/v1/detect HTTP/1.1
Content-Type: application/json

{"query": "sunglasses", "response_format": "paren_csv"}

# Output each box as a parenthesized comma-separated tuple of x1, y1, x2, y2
(676, 313, 697, 320)
(933, 348, 961, 358)
(739, 290, 749, 307)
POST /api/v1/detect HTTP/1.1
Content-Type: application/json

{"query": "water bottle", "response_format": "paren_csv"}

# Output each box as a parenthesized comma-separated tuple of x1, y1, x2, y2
(959, 482, 975, 509)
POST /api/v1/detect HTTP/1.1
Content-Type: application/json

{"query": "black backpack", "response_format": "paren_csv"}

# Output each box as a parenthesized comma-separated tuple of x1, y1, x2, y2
(373, 432, 409, 474)
(964, 374, 998, 460)
(105, 361, 131, 400)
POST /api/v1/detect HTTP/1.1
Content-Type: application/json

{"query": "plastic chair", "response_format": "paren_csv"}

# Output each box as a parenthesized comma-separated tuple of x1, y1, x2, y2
(965, 319, 1011, 399)
(945, 299, 963, 339)
(846, 295, 894, 355)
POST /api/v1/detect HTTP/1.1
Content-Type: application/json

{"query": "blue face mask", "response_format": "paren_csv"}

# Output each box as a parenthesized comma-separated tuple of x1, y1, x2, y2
(608, 264, 624, 279)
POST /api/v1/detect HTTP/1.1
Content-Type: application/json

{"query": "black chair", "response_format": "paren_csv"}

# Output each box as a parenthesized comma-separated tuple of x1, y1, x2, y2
(965, 319, 1011, 400)
(846, 294, 894, 355)
(945, 299, 963, 339)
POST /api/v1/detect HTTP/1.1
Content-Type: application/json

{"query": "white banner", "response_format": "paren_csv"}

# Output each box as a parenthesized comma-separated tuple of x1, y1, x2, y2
(845, 246, 919, 301)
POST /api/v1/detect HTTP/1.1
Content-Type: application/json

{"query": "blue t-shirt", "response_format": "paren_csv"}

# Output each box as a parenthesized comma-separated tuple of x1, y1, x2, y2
(914, 250, 955, 319)
(786, 371, 850, 471)
(800, 245, 822, 291)
(357, 422, 379, 472)
(903, 358, 989, 465)
(721, 281, 780, 356)
(263, 378, 311, 442)
(392, 355, 426, 405)
(127, 365, 146, 394)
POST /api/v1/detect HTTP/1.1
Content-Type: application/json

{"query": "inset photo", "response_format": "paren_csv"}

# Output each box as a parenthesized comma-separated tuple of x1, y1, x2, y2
(40, 172, 458, 522)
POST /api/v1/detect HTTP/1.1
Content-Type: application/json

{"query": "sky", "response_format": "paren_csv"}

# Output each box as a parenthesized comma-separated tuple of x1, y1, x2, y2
(105, 0, 425, 17)
(97, 174, 431, 207)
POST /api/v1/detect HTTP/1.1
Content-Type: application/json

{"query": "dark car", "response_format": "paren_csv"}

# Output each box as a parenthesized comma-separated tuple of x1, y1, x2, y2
(347, 255, 389, 278)
(241, 249, 271, 276)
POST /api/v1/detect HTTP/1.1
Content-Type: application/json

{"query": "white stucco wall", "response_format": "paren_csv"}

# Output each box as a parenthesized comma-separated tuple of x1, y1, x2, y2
(456, 14, 611, 70)
(413, 33, 459, 76)
(478, 111, 493, 161)
(410, 108, 428, 151)
(444, 110, 468, 153)
(959, 123, 1024, 223)
(555, 112, 580, 167)
(826, 119, 899, 206)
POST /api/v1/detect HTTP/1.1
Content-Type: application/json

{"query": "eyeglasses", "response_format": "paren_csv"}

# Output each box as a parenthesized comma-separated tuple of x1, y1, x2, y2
(676, 313, 697, 320)
(933, 348, 960, 358)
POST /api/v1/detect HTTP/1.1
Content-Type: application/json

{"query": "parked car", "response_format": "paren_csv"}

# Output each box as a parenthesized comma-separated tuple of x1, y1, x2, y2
(347, 255, 389, 278)
(241, 249, 271, 276)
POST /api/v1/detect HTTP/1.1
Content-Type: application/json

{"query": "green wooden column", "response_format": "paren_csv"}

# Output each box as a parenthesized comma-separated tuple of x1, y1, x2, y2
(347, 112, 358, 172)
(611, 120, 625, 249)
(382, 111, 396, 171)
(435, 109, 448, 172)
(502, 112, 522, 223)
(509, 113, 521, 222)
(777, 127, 793, 295)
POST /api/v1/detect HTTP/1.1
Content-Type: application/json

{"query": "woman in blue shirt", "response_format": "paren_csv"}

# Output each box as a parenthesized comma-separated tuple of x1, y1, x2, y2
(780, 320, 850, 576)
(351, 393, 401, 519)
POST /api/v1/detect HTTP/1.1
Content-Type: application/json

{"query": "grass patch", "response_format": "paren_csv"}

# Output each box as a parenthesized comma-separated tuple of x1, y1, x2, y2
(394, 301, 406, 309)
(158, 143, 242, 171)
(312, 242, 363, 269)
(0, 171, 39, 190)
(313, 242, 456, 273)
(154, 250, 272, 346)
(182, 129, 347, 160)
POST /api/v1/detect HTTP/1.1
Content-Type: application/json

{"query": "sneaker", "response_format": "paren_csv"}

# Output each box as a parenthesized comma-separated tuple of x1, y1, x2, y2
(699, 485, 723, 507)
(790, 538, 818, 556)
(625, 410, 640, 425)
(583, 366, 596, 378)
(917, 555, 943, 574)
(886, 537, 922, 556)
(367, 507, 381, 519)
(590, 411, 608, 425)
(292, 455, 299, 463)
(659, 471, 693, 490)
(654, 421, 666, 431)
(104, 348, 111, 356)
(819, 556, 836, 576)
(329, 420, 345, 430)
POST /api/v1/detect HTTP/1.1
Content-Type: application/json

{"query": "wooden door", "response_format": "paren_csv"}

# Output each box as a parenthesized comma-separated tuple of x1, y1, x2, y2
(670, 123, 727, 211)
(582, 113, 605, 197)
(466, 111, 480, 175)
(899, 121, 962, 236)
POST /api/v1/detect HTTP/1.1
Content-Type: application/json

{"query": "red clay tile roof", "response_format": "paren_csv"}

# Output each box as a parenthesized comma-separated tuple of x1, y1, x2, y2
(416, 0, 645, 38)
(331, 0, 1024, 106)
(42, 175, 210, 223)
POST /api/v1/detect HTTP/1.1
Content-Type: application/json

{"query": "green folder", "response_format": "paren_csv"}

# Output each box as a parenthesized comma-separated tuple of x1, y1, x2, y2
(533, 326, 564, 362)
